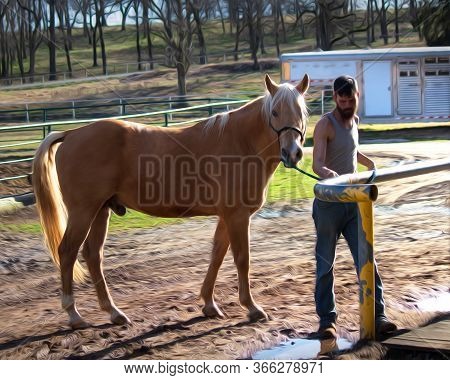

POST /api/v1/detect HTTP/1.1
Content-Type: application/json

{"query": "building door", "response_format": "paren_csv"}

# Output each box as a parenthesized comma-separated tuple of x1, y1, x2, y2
(423, 56, 450, 116)
(363, 61, 392, 117)
(397, 60, 422, 115)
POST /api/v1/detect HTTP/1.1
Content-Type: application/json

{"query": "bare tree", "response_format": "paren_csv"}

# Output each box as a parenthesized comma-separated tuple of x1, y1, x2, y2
(242, 0, 261, 69)
(271, 0, 288, 56)
(215, 0, 226, 34)
(150, 0, 194, 96)
(7, 1, 26, 79)
(46, 0, 57, 80)
(16, 0, 44, 80)
(190, 0, 207, 64)
(56, 0, 73, 76)
(0, 2, 8, 78)
(93, 0, 107, 74)
(116, 0, 132, 31)
(379, 0, 389, 45)
(132, 0, 142, 69)
(141, 0, 154, 68)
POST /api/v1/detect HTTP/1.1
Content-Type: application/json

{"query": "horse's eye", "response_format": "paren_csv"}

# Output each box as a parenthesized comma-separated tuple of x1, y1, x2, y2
(272, 110, 278, 117)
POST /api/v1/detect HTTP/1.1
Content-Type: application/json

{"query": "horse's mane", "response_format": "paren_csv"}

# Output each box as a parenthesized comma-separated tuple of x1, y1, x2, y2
(203, 83, 308, 137)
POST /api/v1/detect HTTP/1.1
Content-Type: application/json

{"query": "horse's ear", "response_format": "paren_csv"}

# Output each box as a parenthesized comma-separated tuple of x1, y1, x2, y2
(296, 74, 310, 94)
(265, 74, 279, 96)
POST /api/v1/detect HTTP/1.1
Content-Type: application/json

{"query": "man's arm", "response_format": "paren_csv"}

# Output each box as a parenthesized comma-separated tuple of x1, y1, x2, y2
(312, 118, 339, 179)
(357, 151, 376, 170)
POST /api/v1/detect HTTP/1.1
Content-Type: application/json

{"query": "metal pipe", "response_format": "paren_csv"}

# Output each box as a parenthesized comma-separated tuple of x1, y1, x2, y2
(315, 158, 450, 188)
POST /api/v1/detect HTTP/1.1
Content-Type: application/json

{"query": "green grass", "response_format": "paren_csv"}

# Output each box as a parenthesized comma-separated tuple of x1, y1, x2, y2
(0, 222, 41, 234)
(267, 155, 316, 201)
(109, 210, 183, 232)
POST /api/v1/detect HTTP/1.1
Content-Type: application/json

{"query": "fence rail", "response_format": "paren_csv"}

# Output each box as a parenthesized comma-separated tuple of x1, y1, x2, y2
(0, 99, 248, 198)
(0, 90, 333, 124)
(0, 95, 245, 124)
(314, 157, 450, 340)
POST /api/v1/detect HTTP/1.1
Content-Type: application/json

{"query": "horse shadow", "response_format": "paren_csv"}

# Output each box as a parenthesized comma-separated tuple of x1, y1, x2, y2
(67, 316, 254, 360)
(0, 323, 112, 352)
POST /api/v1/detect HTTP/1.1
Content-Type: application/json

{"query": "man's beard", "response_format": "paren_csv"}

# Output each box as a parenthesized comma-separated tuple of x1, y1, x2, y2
(336, 105, 356, 120)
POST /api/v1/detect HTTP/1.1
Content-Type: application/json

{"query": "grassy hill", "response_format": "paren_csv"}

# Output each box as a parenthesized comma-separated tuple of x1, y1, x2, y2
(0, 15, 425, 104)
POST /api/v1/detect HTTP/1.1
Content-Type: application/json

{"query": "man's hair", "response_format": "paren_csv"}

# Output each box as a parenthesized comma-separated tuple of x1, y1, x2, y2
(333, 75, 358, 97)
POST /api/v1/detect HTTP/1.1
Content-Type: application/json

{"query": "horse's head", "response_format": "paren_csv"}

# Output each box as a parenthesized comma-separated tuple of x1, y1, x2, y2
(264, 73, 309, 168)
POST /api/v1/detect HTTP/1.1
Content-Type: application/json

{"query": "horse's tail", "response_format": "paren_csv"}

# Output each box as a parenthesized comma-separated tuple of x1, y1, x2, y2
(32, 131, 86, 283)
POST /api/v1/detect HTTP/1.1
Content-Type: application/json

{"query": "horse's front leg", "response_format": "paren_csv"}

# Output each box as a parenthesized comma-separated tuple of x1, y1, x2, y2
(201, 218, 230, 318)
(225, 212, 268, 322)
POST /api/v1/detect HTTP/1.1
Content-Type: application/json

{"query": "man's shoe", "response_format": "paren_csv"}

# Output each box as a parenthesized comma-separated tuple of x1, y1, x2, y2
(376, 319, 397, 335)
(316, 323, 338, 339)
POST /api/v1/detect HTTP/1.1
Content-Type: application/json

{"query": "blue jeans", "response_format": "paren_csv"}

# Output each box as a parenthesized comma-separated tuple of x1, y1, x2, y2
(312, 199, 387, 327)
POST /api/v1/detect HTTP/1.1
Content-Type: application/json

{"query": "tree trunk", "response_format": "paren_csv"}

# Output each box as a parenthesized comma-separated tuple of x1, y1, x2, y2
(192, 3, 207, 64)
(48, 0, 57, 80)
(394, 0, 399, 43)
(233, 17, 240, 61)
(120, 1, 133, 32)
(278, 0, 287, 43)
(57, 5, 72, 77)
(380, 0, 389, 44)
(273, 1, 280, 57)
(95, 0, 107, 74)
(64, 2, 73, 50)
(135, 1, 142, 70)
(216, 0, 226, 34)
(142, 0, 153, 69)
(176, 62, 187, 96)
(256, 0, 265, 54)
(92, 18, 98, 67)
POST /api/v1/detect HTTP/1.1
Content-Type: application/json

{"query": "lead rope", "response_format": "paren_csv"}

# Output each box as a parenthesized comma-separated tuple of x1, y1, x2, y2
(290, 165, 377, 183)
(290, 165, 322, 181)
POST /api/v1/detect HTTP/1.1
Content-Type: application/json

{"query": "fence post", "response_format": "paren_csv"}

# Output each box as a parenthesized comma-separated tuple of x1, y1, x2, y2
(72, 101, 76, 119)
(164, 113, 169, 127)
(25, 104, 30, 123)
(357, 200, 376, 340)
(321, 90, 325, 115)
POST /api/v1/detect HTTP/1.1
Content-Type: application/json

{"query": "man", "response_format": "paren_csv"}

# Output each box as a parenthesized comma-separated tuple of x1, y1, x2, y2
(312, 75, 397, 339)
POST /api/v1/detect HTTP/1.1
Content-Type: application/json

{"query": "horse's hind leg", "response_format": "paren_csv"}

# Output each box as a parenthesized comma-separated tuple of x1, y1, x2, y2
(82, 206, 130, 325)
(59, 211, 95, 329)
(201, 218, 230, 318)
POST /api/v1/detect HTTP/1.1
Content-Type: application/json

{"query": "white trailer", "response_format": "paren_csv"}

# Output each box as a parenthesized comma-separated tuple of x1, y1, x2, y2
(280, 47, 450, 121)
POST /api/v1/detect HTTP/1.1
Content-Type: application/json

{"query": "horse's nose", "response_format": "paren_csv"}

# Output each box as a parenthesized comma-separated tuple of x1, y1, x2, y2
(295, 148, 303, 162)
(281, 147, 302, 168)
(281, 148, 290, 166)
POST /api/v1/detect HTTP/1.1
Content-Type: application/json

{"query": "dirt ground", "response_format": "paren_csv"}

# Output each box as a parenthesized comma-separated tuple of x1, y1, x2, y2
(0, 141, 449, 360)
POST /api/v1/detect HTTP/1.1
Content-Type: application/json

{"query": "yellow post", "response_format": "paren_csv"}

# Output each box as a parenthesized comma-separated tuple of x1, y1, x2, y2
(357, 201, 376, 340)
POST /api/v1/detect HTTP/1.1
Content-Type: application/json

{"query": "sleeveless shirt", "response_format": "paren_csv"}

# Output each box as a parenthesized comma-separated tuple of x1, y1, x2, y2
(324, 112, 358, 175)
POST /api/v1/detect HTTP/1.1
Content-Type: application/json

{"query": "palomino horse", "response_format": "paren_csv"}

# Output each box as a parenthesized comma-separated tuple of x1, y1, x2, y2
(32, 74, 310, 329)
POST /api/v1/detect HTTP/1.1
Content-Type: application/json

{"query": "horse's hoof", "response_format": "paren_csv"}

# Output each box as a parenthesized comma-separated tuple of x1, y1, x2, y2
(248, 308, 268, 322)
(111, 310, 131, 325)
(202, 304, 225, 319)
(70, 319, 90, 330)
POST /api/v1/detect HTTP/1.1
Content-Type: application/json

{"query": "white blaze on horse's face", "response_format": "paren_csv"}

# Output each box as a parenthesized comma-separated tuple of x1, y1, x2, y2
(265, 74, 309, 168)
